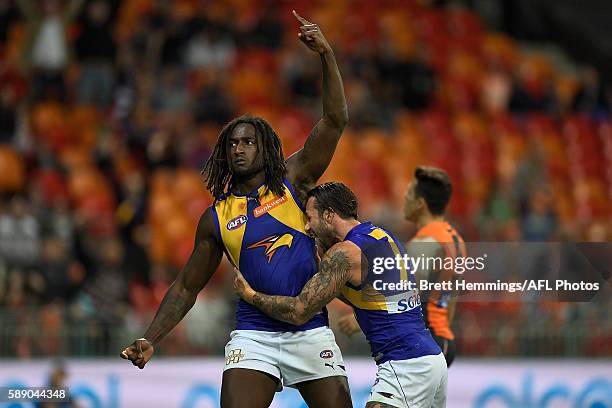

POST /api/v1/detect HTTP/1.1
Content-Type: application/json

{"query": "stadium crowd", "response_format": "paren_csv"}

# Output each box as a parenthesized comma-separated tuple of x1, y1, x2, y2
(0, 0, 610, 358)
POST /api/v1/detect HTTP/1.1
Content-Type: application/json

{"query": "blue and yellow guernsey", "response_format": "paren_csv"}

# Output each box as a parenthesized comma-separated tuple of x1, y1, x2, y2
(211, 178, 328, 332)
(342, 222, 441, 364)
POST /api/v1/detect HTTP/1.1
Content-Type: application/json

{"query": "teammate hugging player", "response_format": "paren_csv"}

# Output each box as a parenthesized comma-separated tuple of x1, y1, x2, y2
(339, 166, 464, 368)
(121, 11, 353, 408)
(234, 182, 448, 408)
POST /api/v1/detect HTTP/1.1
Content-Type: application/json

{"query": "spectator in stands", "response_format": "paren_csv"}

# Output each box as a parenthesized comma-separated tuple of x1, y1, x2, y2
(40, 198, 75, 249)
(116, 171, 151, 285)
(193, 69, 235, 125)
(151, 66, 189, 113)
(344, 78, 391, 129)
(184, 288, 232, 354)
(17, 0, 86, 101)
(0, 61, 27, 144)
(73, 237, 128, 352)
(149, 2, 189, 68)
(184, 25, 236, 70)
(521, 189, 557, 241)
(509, 60, 557, 113)
(240, 4, 284, 49)
(0, 195, 41, 268)
(40, 237, 83, 303)
(36, 361, 75, 407)
(572, 65, 610, 117)
(478, 177, 517, 240)
(0, 0, 19, 44)
(376, 45, 436, 111)
(74, 0, 118, 107)
(283, 47, 321, 108)
(0, 83, 16, 143)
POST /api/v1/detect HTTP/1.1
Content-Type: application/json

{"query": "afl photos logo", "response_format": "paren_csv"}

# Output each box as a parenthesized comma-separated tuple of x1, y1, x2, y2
(226, 215, 247, 231)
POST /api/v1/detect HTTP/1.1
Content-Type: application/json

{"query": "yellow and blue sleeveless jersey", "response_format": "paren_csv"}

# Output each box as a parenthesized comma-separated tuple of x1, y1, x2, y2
(211, 178, 328, 331)
(342, 222, 441, 364)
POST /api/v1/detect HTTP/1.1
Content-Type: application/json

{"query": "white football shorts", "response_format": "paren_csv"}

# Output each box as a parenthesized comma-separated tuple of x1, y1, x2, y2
(367, 352, 448, 408)
(223, 326, 347, 390)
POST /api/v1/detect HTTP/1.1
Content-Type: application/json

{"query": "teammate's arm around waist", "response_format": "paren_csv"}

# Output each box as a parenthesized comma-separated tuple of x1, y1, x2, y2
(234, 241, 361, 325)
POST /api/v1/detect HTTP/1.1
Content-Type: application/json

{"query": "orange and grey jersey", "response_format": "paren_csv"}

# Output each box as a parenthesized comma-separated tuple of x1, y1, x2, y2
(211, 178, 327, 332)
(412, 221, 466, 340)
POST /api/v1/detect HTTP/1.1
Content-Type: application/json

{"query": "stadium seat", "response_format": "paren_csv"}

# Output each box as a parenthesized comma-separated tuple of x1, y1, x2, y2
(0, 146, 25, 192)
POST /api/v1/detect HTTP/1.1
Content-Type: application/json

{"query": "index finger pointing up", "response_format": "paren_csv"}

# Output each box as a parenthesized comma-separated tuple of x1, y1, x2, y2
(292, 10, 312, 26)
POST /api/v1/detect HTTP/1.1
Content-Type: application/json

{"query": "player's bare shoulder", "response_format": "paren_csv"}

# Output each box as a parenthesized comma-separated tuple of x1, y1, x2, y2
(327, 240, 361, 260)
(195, 206, 222, 246)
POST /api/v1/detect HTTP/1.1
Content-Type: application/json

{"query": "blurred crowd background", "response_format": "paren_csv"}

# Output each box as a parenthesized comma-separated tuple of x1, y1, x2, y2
(0, 0, 610, 359)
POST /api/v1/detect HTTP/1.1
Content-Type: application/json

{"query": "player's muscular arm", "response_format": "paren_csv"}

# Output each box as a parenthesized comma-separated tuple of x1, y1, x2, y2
(285, 12, 348, 196)
(121, 207, 222, 368)
(253, 247, 352, 325)
(144, 208, 222, 344)
(235, 243, 358, 326)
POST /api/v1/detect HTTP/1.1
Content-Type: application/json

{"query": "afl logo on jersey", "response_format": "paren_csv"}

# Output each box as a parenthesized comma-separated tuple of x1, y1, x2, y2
(320, 350, 334, 359)
(226, 215, 247, 231)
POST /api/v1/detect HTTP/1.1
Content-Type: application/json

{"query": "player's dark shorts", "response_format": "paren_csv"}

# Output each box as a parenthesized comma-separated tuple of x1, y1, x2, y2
(432, 334, 456, 367)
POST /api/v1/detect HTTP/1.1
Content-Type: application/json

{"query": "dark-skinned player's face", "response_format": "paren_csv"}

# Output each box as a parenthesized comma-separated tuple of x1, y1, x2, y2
(304, 197, 337, 251)
(227, 123, 264, 177)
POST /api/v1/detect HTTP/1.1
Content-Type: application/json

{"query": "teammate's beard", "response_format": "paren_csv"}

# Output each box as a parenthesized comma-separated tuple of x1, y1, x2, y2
(315, 223, 338, 252)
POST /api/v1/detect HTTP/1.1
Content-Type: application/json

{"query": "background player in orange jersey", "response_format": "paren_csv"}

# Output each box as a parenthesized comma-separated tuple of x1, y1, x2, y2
(339, 166, 464, 367)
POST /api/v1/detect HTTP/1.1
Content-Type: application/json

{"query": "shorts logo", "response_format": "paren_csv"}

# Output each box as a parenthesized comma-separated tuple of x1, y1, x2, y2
(226, 349, 245, 365)
(226, 215, 247, 231)
(377, 392, 395, 400)
(253, 196, 287, 217)
(320, 350, 334, 359)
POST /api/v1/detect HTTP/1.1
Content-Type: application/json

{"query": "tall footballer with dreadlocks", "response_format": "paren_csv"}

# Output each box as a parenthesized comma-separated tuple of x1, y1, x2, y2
(121, 11, 351, 408)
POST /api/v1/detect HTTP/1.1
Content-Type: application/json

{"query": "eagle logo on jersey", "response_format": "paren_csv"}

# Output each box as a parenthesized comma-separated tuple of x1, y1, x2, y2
(247, 233, 294, 263)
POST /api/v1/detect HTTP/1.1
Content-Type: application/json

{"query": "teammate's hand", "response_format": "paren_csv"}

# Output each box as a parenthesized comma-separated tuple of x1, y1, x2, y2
(120, 338, 154, 369)
(338, 314, 361, 337)
(233, 267, 256, 304)
(292, 10, 331, 54)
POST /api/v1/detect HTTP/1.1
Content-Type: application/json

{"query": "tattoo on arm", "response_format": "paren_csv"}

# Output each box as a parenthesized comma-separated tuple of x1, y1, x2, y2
(252, 249, 352, 325)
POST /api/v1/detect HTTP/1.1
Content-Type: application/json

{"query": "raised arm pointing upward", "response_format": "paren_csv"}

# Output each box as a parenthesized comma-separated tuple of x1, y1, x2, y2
(285, 10, 348, 200)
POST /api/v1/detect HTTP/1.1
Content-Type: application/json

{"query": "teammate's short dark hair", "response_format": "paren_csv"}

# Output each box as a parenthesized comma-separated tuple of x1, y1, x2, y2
(202, 114, 286, 200)
(414, 166, 452, 215)
(307, 182, 358, 220)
